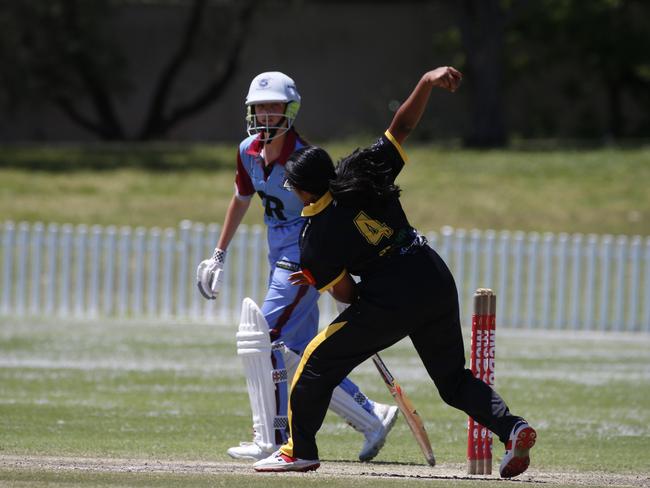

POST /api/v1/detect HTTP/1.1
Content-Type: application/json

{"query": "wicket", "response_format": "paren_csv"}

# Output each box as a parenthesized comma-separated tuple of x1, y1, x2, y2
(467, 288, 496, 475)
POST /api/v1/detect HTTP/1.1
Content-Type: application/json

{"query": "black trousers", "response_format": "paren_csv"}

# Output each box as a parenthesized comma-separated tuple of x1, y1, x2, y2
(285, 246, 523, 460)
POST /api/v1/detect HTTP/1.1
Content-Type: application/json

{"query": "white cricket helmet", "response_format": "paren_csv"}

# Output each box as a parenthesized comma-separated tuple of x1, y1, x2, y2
(245, 71, 301, 141)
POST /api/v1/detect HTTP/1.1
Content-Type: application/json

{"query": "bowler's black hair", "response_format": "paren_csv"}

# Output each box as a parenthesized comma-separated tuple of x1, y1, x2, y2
(286, 145, 401, 206)
(330, 147, 401, 206)
(285, 146, 336, 197)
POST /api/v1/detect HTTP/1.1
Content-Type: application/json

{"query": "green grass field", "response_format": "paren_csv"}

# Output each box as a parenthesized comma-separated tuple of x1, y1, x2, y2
(1, 143, 649, 236)
(1, 316, 648, 487)
(1, 142, 649, 486)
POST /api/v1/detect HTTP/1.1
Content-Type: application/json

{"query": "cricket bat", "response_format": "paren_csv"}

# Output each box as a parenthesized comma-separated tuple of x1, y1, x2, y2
(372, 353, 436, 466)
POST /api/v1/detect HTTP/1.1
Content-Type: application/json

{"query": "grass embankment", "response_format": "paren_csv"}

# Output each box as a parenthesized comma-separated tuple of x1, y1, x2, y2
(1, 142, 648, 235)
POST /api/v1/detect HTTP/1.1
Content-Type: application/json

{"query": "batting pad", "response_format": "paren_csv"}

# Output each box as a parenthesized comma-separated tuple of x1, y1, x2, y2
(330, 385, 382, 434)
(277, 332, 381, 435)
(276, 343, 301, 384)
(236, 297, 280, 451)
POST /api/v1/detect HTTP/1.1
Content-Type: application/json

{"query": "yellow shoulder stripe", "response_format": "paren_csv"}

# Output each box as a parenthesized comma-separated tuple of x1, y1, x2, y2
(301, 191, 333, 217)
(318, 268, 347, 293)
(384, 130, 408, 163)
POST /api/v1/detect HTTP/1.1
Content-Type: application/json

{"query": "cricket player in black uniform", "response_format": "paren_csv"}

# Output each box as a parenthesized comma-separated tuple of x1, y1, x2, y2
(253, 66, 537, 478)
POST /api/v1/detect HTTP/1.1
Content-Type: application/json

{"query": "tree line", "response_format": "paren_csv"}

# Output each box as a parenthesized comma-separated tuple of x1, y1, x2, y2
(1, 0, 648, 146)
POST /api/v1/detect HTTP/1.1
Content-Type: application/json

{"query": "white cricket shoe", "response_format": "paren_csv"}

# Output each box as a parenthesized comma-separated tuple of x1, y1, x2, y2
(499, 421, 537, 478)
(253, 450, 320, 472)
(227, 441, 279, 461)
(358, 403, 399, 462)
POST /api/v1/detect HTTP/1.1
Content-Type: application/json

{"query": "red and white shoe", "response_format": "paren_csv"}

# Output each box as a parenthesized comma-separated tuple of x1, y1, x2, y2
(499, 421, 537, 478)
(253, 450, 320, 472)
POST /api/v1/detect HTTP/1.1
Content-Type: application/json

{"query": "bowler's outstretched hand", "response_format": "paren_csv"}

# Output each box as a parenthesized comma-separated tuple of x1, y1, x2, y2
(425, 66, 463, 92)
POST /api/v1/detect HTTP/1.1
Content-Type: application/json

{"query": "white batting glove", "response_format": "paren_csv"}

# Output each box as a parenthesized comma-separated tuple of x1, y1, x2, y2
(197, 248, 226, 300)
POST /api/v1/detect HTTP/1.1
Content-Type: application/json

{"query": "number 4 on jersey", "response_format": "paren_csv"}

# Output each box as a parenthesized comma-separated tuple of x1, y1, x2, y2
(354, 211, 393, 245)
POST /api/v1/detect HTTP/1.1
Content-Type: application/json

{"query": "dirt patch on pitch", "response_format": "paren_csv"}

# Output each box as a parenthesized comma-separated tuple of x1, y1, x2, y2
(1, 455, 648, 487)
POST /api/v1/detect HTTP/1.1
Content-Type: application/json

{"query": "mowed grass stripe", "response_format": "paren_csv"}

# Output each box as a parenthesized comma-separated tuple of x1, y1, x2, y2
(1, 317, 648, 476)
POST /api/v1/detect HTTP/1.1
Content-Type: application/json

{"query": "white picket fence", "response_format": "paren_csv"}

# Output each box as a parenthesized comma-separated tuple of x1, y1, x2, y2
(1, 220, 649, 332)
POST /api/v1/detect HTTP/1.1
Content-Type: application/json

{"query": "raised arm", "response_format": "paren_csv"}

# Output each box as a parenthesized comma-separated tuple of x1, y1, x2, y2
(388, 66, 462, 145)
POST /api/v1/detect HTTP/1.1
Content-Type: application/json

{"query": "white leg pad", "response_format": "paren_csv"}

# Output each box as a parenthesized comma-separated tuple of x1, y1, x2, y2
(277, 341, 381, 435)
(335, 299, 349, 315)
(329, 386, 382, 434)
(275, 343, 302, 384)
(236, 297, 280, 452)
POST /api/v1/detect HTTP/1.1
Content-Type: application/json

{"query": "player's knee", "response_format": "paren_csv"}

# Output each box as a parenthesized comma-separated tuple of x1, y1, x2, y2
(435, 368, 473, 407)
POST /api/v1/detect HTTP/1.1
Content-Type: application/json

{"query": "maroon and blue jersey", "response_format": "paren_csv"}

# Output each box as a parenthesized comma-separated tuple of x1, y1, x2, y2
(231, 129, 374, 436)
(235, 128, 308, 229)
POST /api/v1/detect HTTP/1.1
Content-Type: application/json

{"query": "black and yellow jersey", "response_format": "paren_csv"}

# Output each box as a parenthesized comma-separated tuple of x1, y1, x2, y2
(299, 130, 422, 296)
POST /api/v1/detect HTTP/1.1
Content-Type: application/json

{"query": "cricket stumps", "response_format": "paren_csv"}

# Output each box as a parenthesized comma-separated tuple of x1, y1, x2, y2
(467, 288, 496, 475)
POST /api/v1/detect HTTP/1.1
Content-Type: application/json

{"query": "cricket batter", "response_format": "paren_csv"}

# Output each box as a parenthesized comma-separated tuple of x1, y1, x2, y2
(253, 66, 537, 478)
(196, 71, 398, 462)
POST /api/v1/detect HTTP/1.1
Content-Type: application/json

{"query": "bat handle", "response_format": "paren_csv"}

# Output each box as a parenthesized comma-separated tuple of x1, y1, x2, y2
(372, 353, 393, 382)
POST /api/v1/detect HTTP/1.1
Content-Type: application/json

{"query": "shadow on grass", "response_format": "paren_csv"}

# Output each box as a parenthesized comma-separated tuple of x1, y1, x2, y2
(0, 142, 236, 172)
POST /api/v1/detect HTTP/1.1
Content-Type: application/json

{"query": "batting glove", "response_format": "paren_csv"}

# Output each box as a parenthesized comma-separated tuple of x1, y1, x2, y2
(197, 248, 226, 300)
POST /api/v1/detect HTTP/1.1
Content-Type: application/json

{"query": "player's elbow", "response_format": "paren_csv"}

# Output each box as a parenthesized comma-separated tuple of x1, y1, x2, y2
(329, 274, 358, 304)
